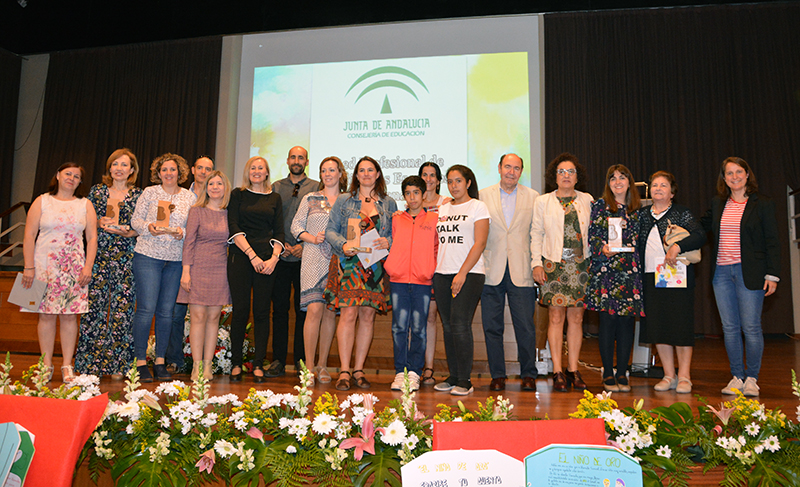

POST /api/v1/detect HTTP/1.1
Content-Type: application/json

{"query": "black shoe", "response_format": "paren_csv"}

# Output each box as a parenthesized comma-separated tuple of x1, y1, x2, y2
(264, 360, 286, 378)
(138, 365, 153, 383)
(253, 366, 267, 383)
(230, 366, 243, 382)
(153, 363, 172, 381)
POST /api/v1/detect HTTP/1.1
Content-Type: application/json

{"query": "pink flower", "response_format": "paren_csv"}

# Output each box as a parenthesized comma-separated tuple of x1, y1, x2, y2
(713, 425, 723, 436)
(195, 449, 215, 474)
(707, 403, 735, 426)
(247, 426, 264, 441)
(340, 412, 376, 460)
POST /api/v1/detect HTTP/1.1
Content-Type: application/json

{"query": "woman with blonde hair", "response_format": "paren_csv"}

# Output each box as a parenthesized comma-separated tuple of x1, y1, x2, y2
(76, 148, 142, 379)
(178, 170, 232, 381)
(227, 156, 285, 383)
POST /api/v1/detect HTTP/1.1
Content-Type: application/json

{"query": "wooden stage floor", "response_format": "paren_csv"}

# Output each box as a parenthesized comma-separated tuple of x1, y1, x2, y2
(5, 335, 800, 420)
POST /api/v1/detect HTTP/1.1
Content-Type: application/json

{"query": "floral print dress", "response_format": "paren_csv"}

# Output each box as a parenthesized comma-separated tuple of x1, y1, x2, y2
(539, 196, 589, 307)
(33, 194, 89, 314)
(75, 184, 142, 375)
(585, 198, 644, 317)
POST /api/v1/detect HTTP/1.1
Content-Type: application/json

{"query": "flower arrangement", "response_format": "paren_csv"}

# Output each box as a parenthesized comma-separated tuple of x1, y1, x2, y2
(2, 353, 799, 487)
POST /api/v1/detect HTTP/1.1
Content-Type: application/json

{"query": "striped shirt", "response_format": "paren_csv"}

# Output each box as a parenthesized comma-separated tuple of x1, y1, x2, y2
(717, 198, 747, 266)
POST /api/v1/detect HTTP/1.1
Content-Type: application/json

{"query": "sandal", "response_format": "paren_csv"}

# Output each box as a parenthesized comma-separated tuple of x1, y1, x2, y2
(336, 371, 352, 391)
(316, 366, 332, 384)
(230, 365, 243, 382)
(61, 365, 76, 384)
(421, 367, 435, 385)
(353, 369, 371, 389)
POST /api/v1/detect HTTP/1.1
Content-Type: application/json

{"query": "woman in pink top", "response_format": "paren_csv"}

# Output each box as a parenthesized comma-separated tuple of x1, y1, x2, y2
(701, 157, 779, 397)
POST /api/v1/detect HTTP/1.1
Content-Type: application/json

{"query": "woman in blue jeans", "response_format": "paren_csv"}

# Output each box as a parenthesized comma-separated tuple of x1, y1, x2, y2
(130, 153, 196, 382)
(701, 157, 779, 397)
(432, 165, 490, 396)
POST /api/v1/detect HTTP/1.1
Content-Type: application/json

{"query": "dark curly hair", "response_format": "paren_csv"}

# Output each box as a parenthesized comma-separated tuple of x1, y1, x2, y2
(544, 152, 587, 193)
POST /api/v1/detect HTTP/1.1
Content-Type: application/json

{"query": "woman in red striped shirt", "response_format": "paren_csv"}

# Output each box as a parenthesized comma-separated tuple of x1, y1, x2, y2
(701, 157, 780, 397)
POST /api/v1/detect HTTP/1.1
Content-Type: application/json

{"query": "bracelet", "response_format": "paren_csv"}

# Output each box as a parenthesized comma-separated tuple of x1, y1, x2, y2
(24, 267, 34, 270)
(249, 254, 257, 261)
(244, 246, 252, 254)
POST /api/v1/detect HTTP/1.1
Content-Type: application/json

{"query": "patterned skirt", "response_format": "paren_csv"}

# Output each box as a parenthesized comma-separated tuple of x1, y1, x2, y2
(324, 255, 391, 313)
(539, 258, 589, 308)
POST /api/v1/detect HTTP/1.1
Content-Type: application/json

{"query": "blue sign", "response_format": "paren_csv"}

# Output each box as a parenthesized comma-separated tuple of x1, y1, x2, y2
(524, 444, 642, 487)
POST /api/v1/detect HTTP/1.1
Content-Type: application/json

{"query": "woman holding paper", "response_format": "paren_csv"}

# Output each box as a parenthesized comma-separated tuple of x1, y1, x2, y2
(531, 153, 593, 393)
(586, 165, 643, 392)
(638, 171, 705, 393)
(178, 171, 232, 382)
(75, 148, 142, 379)
(22, 162, 98, 383)
(291, 156, 348, 385)
(325, 156, 397, 390)
(130, 153, 195, 382)
(701, 157, 779, 397)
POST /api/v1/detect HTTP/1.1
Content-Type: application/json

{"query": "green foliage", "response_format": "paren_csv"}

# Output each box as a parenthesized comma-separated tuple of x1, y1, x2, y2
(352, 446, 402, 487)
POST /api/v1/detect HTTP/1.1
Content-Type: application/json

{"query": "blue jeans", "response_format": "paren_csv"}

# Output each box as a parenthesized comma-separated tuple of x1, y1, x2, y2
(481, 264, 538, 379)
(390, 283, 431, 375)
(166, 303, 188, 366)
(132, 253, 182, 360)
(712, 263, 765, 380)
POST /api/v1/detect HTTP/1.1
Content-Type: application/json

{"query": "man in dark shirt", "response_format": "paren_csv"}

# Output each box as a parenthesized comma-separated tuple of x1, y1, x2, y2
(267, 146, 319, 377)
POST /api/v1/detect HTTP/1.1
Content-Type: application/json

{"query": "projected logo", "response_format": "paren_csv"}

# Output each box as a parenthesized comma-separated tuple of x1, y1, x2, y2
(345, 66, 429, 114)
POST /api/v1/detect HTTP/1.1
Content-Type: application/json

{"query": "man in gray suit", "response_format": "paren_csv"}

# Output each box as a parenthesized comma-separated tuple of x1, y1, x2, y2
(479, 153, 540, 391)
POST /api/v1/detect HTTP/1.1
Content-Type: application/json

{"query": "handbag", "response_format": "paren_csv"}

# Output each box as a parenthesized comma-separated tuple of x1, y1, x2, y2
(663, 219, 701, 264)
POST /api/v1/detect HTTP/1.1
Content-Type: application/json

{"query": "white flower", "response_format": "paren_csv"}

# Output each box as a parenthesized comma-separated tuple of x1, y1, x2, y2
(404, 435, 419, 450)
(155, 381, 186, 396)
(214, 439, 237, 458)
(319, 439, 328, 448)
(207, 394, 241, 407)
(72, 374, 100, 388)
(655, 445, 672, 459)
(763, 436, 780, 453)
(116, 401, 141, 421)
(125, 424, 135, 434)
(380, 419, 407, 446)
(201, 413, 218, 428)
(745, 423, 760, 436)
(349, 394, 364, 405)
(796, 404, 800, 422)
(158, 416, 170, 428)
(312, 413, 336, 435)
(754, 444, 765, 454)
(286, 445, 297, 454)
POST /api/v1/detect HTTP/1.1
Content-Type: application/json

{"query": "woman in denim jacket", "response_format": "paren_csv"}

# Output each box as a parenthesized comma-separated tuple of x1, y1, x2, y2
(325, 156, 397, 390)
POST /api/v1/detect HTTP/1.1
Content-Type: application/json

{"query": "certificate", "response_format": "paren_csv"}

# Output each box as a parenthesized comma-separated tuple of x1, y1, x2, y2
(357, 229, 389, 268)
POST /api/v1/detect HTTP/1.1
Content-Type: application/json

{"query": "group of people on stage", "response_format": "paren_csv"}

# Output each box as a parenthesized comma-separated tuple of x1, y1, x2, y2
(21, 148, 779, 398)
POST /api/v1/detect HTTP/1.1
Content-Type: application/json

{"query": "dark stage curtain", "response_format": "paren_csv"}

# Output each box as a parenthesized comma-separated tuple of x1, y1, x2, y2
(544, 3, 800, 334)
(0, 48, 22, 215)
(34, 37, 222, 197)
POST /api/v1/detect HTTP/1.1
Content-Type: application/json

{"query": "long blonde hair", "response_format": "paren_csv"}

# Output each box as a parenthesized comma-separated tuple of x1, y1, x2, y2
(240, 156, 271, 191)
(194, 171, 231, 209)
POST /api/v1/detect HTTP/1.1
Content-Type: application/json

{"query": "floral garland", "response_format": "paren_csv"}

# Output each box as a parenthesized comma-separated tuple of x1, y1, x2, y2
(1, 354, 799, 487)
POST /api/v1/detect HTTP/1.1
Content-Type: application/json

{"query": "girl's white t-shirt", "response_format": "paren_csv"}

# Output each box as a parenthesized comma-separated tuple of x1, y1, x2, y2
(435, 198, 491, 275)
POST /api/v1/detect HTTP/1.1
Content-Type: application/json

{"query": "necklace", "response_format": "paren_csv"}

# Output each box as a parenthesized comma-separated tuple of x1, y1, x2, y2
(650, 203, 672, 217)
(360, 190, 373, 203)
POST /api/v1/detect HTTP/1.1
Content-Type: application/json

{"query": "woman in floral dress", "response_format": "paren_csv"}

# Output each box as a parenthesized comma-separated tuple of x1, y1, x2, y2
(586, 165, 643, 392)
(531, 153, 593, 393)
(22, 162, 98, 383)
(75, 149, 142, 379)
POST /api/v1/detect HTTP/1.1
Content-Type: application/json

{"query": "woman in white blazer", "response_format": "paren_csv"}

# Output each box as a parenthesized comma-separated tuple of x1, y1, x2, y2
(531, 153, 593, 393)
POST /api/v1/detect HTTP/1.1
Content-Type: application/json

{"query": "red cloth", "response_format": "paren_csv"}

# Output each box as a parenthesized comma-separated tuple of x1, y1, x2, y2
(432, 418, 607, 461)
(0, 393, 108, 487)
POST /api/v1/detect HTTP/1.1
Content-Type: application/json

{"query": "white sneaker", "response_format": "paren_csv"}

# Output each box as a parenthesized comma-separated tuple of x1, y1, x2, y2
(434, 381, 456, 392)
(390, 373, 405, 391)
(721, 377, 744, 395)
(743, 377, 760, 397)
(408, 371, 420, 391)
(450, 385, 474, 396)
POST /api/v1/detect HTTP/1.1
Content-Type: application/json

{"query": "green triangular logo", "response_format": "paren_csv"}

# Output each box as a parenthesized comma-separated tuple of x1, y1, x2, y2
(380, 95, 392, 114)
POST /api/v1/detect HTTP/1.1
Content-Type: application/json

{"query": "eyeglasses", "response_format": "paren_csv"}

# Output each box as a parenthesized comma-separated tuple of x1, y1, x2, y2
(556, 168, 576, 175)
(292, 183, 301, 197)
